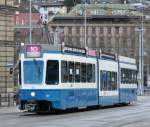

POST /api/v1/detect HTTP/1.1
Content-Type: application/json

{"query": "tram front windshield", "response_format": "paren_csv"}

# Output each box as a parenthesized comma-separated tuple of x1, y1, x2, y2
(23, 60, 43, 84)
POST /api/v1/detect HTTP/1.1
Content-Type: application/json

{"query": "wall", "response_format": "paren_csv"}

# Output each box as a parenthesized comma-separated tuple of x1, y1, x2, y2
(0, 0, 14, 6)
(0, 7, 15, 106)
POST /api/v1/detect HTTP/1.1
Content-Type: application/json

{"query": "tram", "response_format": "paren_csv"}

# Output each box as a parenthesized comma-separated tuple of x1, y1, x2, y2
(17, 44, 137, 113)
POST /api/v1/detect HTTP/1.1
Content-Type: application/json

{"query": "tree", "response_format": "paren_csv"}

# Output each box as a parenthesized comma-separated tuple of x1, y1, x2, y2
(64, 0, 76, 12)
(64, 0, 75, 7)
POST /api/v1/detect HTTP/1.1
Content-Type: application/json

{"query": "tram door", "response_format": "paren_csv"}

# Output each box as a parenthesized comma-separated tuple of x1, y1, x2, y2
(99, 60, 119, 106)
(99, 69, 119, 106)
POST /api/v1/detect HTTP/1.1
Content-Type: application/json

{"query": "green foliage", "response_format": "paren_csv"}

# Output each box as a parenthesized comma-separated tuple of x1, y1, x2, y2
(64, 0, 75, 7)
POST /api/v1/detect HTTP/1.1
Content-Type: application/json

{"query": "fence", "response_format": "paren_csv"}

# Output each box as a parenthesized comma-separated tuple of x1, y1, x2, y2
(143, 86, 150, 96)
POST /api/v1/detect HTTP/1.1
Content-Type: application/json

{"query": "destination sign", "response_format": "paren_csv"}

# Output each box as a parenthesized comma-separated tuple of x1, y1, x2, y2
(26, 45, 42, 58)
(87, 49, 97, 57)
(100, 52, 116, 60)
(63, 46, 86, 55)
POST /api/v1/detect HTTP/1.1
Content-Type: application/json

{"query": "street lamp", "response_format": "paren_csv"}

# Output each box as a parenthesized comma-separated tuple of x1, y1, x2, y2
(138, 5, 145, 96)
(84, 1, 87, 49)
(29, 0, 32, 44)
(135, 5, 145, 95)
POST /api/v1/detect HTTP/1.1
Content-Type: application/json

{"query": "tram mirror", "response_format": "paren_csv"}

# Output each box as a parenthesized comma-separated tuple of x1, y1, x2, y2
(9, 68, 13, 75)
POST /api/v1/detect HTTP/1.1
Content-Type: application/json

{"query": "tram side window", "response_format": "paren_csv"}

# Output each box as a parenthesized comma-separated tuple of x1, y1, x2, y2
(68, 62, 74, 83)
(121, 68, 128, 83)
(81, 63, 86, 82)
(87, 64, 92, 82)
(75, 62, 80, 82)
(110, 72, 117, 90)
(121, 68, 125, 83)
(128, 69, 130, 83)
(131, 70, 137, 84)
(124, 69, 129, 83)
(61, 61, 68, 83)
(101, 71, 117, 91)
(121, 68, 137, 84)
(19, 61, 21, 85)
(92, 64, 95, 83)
(101, 71, 108, 91)
(61, 61, 95, 83)
(130, 70, 137, 84)
(133, 70, 137, 83)
(46, 60, 59, 85)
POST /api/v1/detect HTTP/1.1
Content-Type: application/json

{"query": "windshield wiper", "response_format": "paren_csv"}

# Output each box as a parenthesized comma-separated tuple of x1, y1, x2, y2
(33, 59, 42, 78)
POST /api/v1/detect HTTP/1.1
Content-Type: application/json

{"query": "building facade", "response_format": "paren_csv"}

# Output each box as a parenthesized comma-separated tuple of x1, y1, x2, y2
(15, 0, 44, 45)
(0, 0, 15, 106)
(48, 4, 150, 86)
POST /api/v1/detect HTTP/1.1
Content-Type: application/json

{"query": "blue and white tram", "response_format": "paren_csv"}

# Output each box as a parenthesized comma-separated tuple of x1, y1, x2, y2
(18, 44, 137, 112)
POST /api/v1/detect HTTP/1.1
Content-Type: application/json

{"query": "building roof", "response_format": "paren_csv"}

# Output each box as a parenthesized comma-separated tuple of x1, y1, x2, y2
(69, 4, 143, 17)
(34, 0, 64, 7)
(17, 1, 39, 13)
(52, 4, 142, 21)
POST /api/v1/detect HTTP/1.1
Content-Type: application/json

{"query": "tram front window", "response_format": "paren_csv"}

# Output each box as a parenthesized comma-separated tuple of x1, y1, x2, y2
(23, 60, 44, 84)
(46, 60, 59, 85)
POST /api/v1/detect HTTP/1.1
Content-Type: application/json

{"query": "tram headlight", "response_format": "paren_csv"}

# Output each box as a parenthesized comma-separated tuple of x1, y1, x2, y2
(31, 92, 36, 97)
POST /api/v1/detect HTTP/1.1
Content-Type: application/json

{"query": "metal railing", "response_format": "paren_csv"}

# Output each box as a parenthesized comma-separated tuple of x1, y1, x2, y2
(143, 86, 150, 96)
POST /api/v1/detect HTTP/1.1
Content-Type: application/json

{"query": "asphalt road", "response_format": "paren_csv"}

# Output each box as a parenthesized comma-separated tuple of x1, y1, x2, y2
(1, 96, 150, 127)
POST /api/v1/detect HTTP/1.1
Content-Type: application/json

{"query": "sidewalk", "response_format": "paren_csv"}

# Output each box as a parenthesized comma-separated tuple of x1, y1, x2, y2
(0, 106, 22, 114)
(137, 95, 150, 103)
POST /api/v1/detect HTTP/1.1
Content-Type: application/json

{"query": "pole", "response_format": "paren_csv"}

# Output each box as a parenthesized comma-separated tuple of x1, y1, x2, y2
(29, 0, 32, 44)
(138, 6, 144, 95)
(138, 28, 142, 95)
(141, 6, 144, 95)
(84, 1, 87, 49)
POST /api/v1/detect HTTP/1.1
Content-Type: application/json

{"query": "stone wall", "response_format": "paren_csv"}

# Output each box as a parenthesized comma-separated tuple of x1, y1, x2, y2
(0, 6, 15, 106)
(0, 0, 14, 6)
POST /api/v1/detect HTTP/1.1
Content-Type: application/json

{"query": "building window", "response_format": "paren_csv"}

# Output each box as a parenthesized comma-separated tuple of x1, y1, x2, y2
(100, 27, 103, 34)
(115, 27, 119, 34)
(123, 27, 127, 34)
(92, 27, 96, 36)
(107, 27, 111, 34)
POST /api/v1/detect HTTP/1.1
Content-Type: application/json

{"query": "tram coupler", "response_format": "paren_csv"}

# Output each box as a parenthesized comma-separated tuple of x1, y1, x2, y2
(25, 102, 37, 112)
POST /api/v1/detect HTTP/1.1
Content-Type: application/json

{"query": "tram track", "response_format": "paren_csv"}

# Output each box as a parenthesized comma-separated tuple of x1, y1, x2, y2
(1, 98, 150, 127)
(104, 116, 150, 127)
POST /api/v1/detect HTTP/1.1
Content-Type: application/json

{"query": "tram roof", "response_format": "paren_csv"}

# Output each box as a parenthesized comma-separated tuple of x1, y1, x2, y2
(21, 44, 136, 63)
